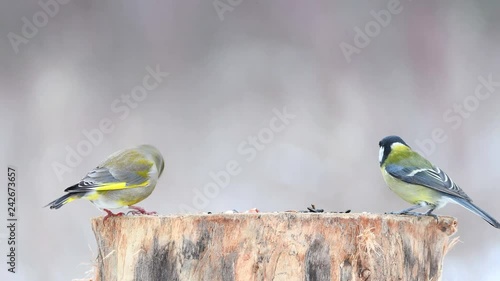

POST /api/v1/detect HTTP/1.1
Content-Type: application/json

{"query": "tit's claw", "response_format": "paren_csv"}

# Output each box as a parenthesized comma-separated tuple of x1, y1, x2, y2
(385, 211, 404, 215)
(389, 210, 426, 216)
(387, 210, 439, 222)
(387, 204, 423, 216)
(424, 209, 439, 222)
(403, 211, 426, 216)
(386, 211, 421, 216)
(427, 213, 439, 222)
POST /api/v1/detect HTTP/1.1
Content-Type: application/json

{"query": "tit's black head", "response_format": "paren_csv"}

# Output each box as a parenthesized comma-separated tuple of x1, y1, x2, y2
(378, 135, 409, 165)
(379, 135, 408, 148)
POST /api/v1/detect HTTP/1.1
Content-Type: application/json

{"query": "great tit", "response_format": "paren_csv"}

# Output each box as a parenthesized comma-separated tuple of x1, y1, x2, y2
(379, 135, 500, 228)
(46, 144, 165, 220)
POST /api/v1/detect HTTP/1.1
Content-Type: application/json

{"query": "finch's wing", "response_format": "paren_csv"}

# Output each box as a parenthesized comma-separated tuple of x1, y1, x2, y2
(65, 150, 153, 192)
(385, 164, 471, 200)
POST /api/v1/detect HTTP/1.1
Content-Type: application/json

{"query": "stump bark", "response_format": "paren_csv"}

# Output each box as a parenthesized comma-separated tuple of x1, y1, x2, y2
(90, 213, 457, 281)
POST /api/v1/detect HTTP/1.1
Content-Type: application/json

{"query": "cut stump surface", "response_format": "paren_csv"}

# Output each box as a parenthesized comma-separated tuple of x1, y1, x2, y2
(91, 213, 457, 281)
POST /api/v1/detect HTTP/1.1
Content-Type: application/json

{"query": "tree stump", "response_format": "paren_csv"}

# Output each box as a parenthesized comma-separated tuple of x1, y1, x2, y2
(90, 213, 457, 281)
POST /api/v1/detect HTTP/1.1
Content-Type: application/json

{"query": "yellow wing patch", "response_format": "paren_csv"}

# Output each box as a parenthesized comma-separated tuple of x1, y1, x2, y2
(92, 180, 150, 191)
(64, 197, 77, 204)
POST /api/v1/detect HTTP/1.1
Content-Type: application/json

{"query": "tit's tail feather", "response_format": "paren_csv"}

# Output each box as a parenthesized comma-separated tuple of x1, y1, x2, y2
(453, 197, 500, 229)
(45, 193, 84, 209)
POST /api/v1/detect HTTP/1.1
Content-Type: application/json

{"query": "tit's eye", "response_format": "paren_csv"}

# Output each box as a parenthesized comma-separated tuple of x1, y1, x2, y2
(378, 141, 382, 146)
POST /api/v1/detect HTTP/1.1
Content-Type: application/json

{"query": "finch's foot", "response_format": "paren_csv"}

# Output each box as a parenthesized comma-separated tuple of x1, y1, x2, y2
(128, 205, 157, 216)
(103, 209, 124, 223)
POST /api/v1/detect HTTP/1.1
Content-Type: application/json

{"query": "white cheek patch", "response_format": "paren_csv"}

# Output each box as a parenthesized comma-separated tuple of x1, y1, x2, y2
(379, 147, 384, 162)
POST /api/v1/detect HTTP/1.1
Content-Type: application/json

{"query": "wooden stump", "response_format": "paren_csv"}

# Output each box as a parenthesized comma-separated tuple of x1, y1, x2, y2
(90, 213, 457, 281)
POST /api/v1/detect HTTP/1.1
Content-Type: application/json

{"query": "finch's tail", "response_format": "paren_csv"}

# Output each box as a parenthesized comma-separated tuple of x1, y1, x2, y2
(45, 193, 84, 209)
(452, 197, 500, 229)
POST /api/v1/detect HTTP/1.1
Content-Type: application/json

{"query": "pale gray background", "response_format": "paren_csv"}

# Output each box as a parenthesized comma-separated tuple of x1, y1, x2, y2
(1, 1, 500, 280)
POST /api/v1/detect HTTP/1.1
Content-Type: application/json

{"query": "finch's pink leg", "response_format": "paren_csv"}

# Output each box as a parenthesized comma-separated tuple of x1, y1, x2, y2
(128, 205, 157, 215)
(103, 209, 124, 223)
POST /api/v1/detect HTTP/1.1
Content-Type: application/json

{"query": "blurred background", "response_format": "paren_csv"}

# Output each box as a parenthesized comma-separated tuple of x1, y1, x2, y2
(1, 1, 500, 280)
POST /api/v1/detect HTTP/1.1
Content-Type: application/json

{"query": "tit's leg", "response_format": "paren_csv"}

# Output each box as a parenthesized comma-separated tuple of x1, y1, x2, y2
(387, 204, 421, 215)
(103, 209, 124, 223)
(128, 205, 157, 215)
(424, 208, 439, 221)
(395, 208, 439, 221)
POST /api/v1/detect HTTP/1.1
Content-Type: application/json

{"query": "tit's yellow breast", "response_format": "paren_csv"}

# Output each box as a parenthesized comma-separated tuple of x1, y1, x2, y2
(381, 168, 442, 205)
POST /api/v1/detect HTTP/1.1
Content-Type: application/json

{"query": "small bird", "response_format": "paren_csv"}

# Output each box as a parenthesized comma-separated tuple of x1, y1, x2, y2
(378, 135, 500, 228)
(46, 144, 164, 220)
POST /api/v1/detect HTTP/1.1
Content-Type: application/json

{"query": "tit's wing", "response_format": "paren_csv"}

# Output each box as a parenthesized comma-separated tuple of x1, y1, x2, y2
(385, 164, 471, 200)
(65, 150, 153, 193)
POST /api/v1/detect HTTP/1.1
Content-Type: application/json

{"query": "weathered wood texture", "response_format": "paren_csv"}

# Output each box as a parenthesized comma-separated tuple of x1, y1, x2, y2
(91, 213, 457, 281)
